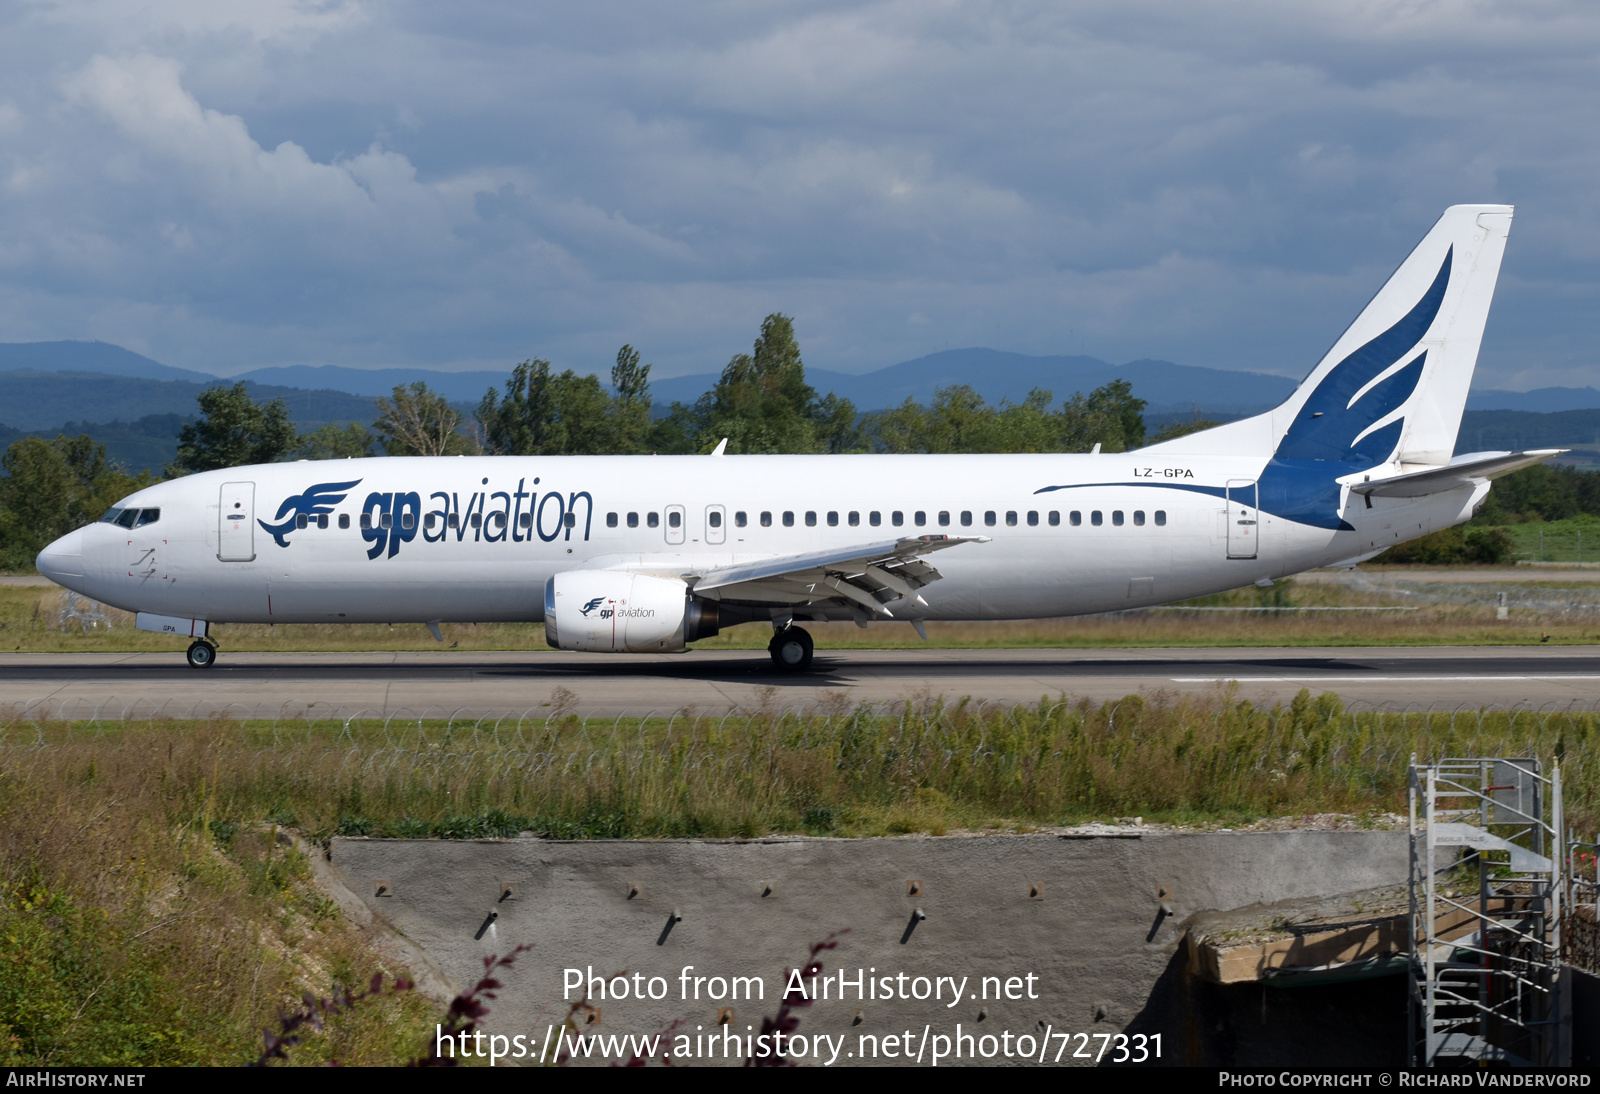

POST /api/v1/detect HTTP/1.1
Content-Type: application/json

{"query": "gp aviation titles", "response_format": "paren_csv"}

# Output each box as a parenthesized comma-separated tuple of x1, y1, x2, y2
(1219, 1078, 1591, 1088)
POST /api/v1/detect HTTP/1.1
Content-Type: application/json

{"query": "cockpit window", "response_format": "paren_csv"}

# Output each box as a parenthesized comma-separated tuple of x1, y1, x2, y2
(114, 509, 139, 529)
(99, 508, 122, 524)
(135, 508, 160, 527)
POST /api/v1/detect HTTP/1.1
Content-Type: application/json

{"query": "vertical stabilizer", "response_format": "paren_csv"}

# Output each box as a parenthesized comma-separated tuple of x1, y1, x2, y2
(1274, 204, 1513, 468)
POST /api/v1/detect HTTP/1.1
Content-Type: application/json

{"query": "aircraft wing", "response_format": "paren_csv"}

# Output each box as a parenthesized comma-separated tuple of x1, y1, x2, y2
(1348, 449, 1565, 499)
(690, 534, 988, 617)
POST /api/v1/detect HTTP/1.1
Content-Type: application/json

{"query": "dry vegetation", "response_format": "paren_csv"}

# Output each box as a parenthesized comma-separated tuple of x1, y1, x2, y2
(9, 576, 1600, 655)
(0, 726, 439, 1065)
(2, 688, 1594, 1064)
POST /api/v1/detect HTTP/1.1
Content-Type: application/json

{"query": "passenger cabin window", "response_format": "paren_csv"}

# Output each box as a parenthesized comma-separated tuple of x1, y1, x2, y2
(381, 513, 393, 529)
(648, 513, 660, 528)
(519, 513, 532, 530)
(564, 513, 576, 528)
(783, 511, 794, 527)
(317, 514, 328, 530)
(360, 513, 372, 530)
(870, 511, 881, 526)
(1048, 511, 1060, 526)
(404, 512, 418, 530)
(937, 511, 950, 527)
(1155, 510, 1167, 526)
(447, 513, 458, 529)
(668, 511, 681, 529)
(1027, 511, 1038, 526)
(627, 512, 639, 528)
(848, 511, 860, 526)
(892, 511, 904, 526)
(296, 514, 308, 530)
(340, 514, 351, 530)
(805, 511, 817, 527)
(827, 511, 838, 526)
(708, 511, 722, 528)
(1069, 511, 1081, 526)
(735, 511, 747, 527)
(1091, 511, 1103, 527)
(915, 511, 926, 526)
(1006, 511, 1017, 526)
(469, 513, 481, 529)
(984, 511, 996, 526)
(960, 511, 973, 526)
(761, 511, 772, 527)
(1133, 510, 1145, 526)
(606, 512, 618, 528)
(1112, 511, 1124, 526)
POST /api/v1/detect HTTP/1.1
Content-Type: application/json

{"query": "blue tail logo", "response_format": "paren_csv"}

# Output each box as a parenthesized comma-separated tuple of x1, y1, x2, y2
(1258, 246, 1451, 528)
(259, 479, 362, 548)
(1033, 247, 1452, 530)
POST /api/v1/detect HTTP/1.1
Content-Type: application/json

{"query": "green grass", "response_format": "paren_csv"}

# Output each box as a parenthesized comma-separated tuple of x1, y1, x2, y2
(1498, 517, 1600, 563)
(3, 690, 1595, 1064)
(8, 691, 1593, 841)
(10, 577, 1600, 654)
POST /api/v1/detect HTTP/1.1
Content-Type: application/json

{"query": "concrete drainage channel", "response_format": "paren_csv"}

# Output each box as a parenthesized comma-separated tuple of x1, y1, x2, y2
(322, 829, 1427, 1067)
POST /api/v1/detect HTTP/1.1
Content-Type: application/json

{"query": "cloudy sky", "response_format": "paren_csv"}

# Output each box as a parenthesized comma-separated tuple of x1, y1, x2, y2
(0, 0, 1596, 388)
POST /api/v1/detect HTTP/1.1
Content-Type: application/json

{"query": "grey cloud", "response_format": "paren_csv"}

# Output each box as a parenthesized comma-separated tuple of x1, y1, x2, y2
(0, 0, 1596, 387)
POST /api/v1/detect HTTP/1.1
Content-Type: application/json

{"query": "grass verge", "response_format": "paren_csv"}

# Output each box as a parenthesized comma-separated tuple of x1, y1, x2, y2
(3, 689, 1594, 1064)
(10, 578, 1600, 653)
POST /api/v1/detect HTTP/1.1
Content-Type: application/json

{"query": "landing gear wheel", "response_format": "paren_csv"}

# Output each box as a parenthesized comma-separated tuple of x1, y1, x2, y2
(186, 640, 217, 669)
(768, 626, 814, 672)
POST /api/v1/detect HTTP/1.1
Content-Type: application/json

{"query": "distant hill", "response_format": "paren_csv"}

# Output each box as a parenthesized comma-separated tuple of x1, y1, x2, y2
(0, 369, 378, 433)
(232, 364, 512, 404)
(1466, 387, 1600, 413)
(650, 349, 1300, 417)
(1457, 409, 1600, 452)
(0, 341, 217, 383)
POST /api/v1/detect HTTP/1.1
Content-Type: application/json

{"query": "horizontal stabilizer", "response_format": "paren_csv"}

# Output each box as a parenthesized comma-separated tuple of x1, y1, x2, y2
(1348, 449, 1564, 499)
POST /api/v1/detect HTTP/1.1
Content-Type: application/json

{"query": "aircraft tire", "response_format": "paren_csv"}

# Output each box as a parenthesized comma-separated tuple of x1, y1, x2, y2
(768, 626, 814, 672)
(186, 640, 217, 669)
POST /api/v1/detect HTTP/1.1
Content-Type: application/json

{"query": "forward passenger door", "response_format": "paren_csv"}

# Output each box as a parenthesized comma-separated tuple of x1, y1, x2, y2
(218, 482, 256, 561)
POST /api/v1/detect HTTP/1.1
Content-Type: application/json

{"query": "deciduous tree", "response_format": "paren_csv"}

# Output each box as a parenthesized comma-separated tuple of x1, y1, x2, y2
(375, 383, 477, 457)
(168, 383, 297, 475)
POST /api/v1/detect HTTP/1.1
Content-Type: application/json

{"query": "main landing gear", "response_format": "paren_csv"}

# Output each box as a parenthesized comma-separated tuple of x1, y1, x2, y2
(186, 638, 218, 669)
(767, 626, 814, 672)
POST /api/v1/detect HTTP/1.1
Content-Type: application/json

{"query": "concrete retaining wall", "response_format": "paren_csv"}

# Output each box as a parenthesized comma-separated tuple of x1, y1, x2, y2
(327, 830, 1409, 1067)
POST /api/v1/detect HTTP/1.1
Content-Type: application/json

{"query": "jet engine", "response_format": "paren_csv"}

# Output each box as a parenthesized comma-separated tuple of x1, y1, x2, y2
(543, 571, 719, 652)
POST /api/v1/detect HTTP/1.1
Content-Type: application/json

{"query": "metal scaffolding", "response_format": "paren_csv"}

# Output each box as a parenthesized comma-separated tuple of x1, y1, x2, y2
(1408, 756, 1566, 1066)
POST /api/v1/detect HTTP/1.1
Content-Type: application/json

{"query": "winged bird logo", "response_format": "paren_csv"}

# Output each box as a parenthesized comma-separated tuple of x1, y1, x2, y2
(1257, 246, 1452, 529)
(1031, 247, 1453, 530)
(579, 597, 607, 616)
(259, 479, 362, 548)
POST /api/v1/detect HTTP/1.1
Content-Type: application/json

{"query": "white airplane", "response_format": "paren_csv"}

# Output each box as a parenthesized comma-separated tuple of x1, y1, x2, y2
(37, 204, 1557, 671)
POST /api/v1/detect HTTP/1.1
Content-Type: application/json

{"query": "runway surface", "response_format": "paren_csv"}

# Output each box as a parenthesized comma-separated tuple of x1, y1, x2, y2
(3, 645, 1599, 718)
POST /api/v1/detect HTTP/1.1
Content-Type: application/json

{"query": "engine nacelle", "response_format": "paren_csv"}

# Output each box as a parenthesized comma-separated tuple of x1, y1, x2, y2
(543, 570, 719, 653)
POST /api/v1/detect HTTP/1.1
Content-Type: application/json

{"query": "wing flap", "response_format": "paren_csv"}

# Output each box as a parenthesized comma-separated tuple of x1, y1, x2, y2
(692, 534, 988, 615)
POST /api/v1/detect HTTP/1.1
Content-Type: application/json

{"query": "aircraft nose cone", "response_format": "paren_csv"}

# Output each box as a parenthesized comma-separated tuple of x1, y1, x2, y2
(36, 528, 85, 584)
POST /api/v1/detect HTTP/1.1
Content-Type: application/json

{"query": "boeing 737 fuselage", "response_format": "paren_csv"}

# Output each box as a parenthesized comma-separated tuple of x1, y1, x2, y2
(35, 206, 1557, 670)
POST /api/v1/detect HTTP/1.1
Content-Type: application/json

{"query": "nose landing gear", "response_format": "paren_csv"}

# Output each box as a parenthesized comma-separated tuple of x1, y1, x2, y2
(186, 639, 218, 669)
(767, 626, 814, 672)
